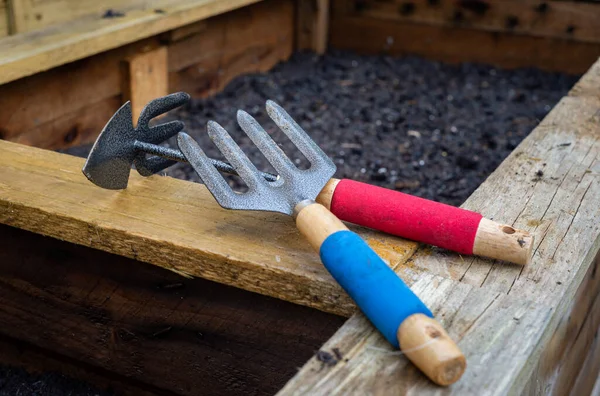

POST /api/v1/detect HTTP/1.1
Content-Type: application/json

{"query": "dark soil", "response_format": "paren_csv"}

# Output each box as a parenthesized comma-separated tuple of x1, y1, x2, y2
(159, 49, 578, 206)
(64, 49, 578, 206)
(0, 365, 111, 396)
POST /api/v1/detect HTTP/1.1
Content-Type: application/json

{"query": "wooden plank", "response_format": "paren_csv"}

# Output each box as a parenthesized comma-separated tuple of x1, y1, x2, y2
(568, 320, 600, 396)
(594, 375, 600, 396)
(296, 0, 330, 54)
(122, 47, 169, 125)
(0, 334, 158, 396)
(11, 96, 121, 149)
(7, 0, 140, 33)
(278, 62, 600, 393)
(168, 0, 294, 97)
(0, 0, 8, 36)
(0, 139, 420, 317)
(328, 13, 600, 74)
(0, 223, 346, 395)
(0, 0, 265, 86)
(0, 37, 160, 143)
(0, 0, 293, 150)
(345, 0, 600, 44)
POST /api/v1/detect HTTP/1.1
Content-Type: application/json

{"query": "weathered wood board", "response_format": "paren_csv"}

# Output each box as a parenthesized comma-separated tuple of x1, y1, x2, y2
(278, 59, 600, 394)
(168, 0, 294, 97)
(0, 0, 264, 86)
(6, 0, 144, 33)
(122, 46, 169, 125)
(0, 0, 293, 150)
(296, 0, 330, 54)
(0, 0, 8, 37)
(329, 0, 600, 74)
(0, 223, 345, 395)
(348, 0, 600, 44)
(0, 138, 420, 318)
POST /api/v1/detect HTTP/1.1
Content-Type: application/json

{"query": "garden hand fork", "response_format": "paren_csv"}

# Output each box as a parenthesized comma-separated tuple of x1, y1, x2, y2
(176, 101, 466, 386)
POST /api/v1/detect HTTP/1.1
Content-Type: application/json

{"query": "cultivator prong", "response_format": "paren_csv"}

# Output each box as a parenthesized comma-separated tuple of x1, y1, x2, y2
(178, 132, 241, 210)
(236, 109, 297, 181)
(206, 121, 264, 190)
(265, 100, 330, 172)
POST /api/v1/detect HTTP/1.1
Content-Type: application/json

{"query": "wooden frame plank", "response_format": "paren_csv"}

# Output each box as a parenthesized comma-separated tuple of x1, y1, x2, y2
(278, 58, 600, 394)
(7, 0, 140, 33)
(0, 0, 8, 36)
(296, 0, 330, 54)
(0, 0, 265, 85)
(345, 0, 600, 44)
(0, 223, 345, 395)
(0, 138, 419, 317)
(168, 0, 294, 97)
(0, 0, 293, 150)
(328, 12, 600, 74)
(122, 46, 169, 125)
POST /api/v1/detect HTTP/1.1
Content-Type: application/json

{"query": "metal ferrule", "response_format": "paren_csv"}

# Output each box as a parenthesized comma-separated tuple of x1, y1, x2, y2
(292, 199, 315, 219)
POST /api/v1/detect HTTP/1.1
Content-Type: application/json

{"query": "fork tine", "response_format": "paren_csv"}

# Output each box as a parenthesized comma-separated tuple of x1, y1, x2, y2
(237, 110, 296, 180)
(146, 121, 185, 144)
(206, 121, 263, 189)
(265, 101, 332, 170)
(177, 132, 238, 209)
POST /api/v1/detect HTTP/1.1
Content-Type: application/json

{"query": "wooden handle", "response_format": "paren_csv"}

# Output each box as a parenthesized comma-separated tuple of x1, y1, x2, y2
(473, 218, 534, 266)
(295, 200, 348, 252)
(295, 202, 465, 386)
(397, 314, 466, 386)
(317, 179, 533, 265)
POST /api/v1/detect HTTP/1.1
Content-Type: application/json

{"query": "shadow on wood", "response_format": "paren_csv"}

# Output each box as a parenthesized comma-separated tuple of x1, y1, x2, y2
(0, 223, 345, 395)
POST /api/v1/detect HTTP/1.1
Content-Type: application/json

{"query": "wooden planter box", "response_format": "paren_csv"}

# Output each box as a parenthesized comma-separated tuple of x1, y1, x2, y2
(1, 1, 600, 395)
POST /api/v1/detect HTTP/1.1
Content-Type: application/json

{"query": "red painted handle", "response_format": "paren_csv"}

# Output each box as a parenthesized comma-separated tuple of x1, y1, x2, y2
(329, 179, 483, 255)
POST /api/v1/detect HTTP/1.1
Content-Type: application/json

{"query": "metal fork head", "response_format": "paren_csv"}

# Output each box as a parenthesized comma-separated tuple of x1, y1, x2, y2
(177, 100, 336, 216)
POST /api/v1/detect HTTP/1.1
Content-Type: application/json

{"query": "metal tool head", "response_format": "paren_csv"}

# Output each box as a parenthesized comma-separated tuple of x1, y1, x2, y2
(177, 100, 336, 216)
(82, 92, 190, 189)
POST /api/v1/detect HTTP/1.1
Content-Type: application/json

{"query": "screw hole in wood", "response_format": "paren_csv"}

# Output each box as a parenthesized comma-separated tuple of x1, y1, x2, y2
(502, 226, 516, 234)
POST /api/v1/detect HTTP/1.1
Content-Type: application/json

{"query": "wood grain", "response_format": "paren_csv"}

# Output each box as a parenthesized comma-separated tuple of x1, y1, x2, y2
(0, 0, 293, 150)
(167, 0, 294, 97)
(0, 334, 159, 396)
(122, 46, 169, 125)
(0, 223, 346, 395)
(278, 60, 600, 394)
(347, 0, 600, 44)
(6, 0, 141, 33)
(328, 12, 600, 74)
(11, 96, 122, 150)
(0, 37, 160, 142)
(0, 0, 8, 36)
(0, 0, 265, 85)
(0, 139, 420, 317)
(296, 0, 330, 54)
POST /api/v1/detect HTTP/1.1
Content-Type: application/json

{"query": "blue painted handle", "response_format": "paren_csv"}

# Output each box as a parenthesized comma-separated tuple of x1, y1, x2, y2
(320, 230, 433, 348)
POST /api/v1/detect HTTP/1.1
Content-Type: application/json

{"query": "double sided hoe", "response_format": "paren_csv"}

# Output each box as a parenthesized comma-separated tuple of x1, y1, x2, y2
(83, 92, 275, 190)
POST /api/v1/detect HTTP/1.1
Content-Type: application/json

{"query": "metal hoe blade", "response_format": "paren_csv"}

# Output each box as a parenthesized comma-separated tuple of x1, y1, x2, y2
(82, 92, 276, 189)
(177, 100, 336, 216)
